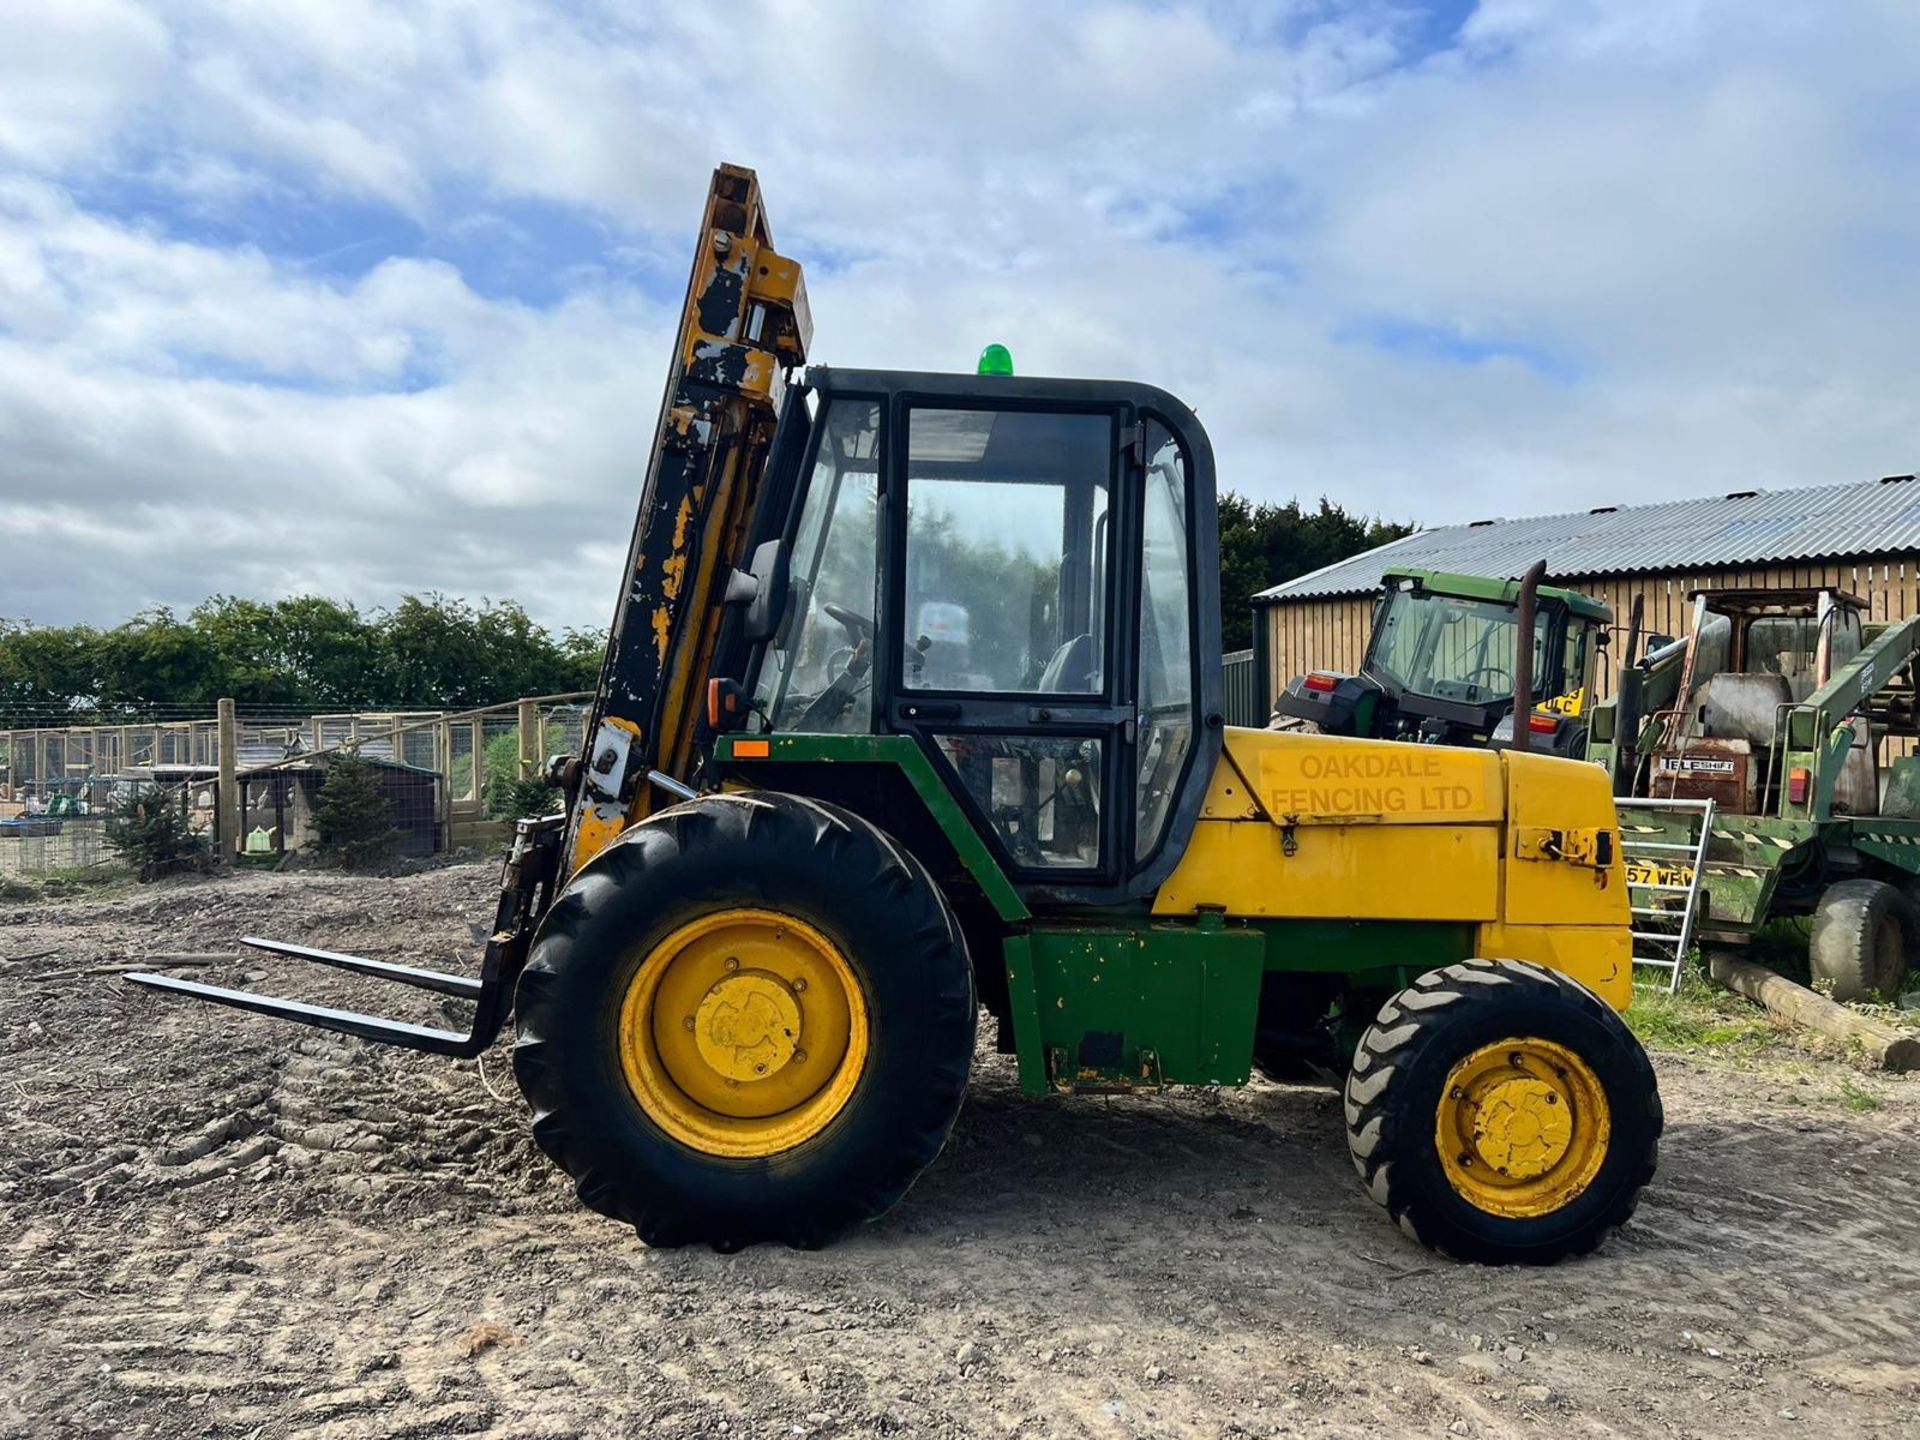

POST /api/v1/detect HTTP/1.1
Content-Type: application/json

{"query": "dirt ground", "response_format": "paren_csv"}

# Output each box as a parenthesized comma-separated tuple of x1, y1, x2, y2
(2, 861, 1916, 1440)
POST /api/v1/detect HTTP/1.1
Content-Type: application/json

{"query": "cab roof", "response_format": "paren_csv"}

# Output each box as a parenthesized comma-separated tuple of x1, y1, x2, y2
(1384, 567, 1614, 623)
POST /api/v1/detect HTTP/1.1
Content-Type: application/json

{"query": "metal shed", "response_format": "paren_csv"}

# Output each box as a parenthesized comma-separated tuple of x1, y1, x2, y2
(1250, 473, 1920, 719)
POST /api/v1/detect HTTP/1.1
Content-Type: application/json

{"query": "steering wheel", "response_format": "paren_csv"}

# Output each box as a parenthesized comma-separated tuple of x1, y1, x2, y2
(822, 603, 874, 640)
(1465, 664, 1513, 692)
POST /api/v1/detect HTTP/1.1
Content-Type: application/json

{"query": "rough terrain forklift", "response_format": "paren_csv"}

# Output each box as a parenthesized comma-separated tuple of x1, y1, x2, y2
(1591, 586, 1920, 1001)
(1271, 567, 1611, 757)
(129, 166, 1659, 1263)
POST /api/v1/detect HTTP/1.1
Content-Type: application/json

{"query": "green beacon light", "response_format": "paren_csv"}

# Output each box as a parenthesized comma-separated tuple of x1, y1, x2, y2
(977, 343, 1014, 377)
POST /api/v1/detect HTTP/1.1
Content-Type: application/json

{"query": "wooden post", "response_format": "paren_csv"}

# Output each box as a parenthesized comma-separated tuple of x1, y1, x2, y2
(519, 698, 539, 778)
(1709, 951, 1920, 1072)
(216, 698, 240, 864)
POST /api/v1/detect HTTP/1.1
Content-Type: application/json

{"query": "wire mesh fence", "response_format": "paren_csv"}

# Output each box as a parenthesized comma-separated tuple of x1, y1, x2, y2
(0, 691, 592, 878)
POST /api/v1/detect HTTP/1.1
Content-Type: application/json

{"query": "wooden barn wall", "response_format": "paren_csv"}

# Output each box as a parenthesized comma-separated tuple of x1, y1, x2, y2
(1260, 552, 1920, 718)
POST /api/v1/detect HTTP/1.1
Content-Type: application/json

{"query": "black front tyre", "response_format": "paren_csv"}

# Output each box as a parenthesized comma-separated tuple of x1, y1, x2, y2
(512, 792, 976, 1250)
(1344, 958, 1661, 1265)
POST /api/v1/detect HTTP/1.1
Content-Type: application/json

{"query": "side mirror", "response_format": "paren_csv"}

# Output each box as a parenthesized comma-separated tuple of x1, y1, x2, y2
(728, 539, 789, 643)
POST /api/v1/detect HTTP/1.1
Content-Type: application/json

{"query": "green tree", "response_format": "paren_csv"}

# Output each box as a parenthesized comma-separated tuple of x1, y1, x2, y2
(312, 751, 399, 869)
(104, 783, 212, 880)
(1217, 493, 1413, 650)
(0, 593, 602, 726)
(480, 725, 562, 821)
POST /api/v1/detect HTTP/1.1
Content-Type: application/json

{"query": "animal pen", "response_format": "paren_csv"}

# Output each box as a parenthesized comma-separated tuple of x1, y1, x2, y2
(0, 694, 591, 876)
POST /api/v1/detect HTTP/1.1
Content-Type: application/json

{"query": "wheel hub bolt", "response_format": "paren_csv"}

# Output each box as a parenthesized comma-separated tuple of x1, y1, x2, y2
(792, 1048, 807, 1063)
(1545, 1092, 1559, 1105)
(683, 1016, 696, 1031)
(724, 956, 740, 972)
(1449, 1086, 1465, 1100)
(792, 977, 808, 992)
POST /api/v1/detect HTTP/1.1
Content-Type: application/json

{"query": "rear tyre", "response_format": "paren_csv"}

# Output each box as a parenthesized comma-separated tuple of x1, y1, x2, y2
(1810, 879, 1910, 1002)
(512, 793, 975, 1249)
(1344, 959, 1661, 1265)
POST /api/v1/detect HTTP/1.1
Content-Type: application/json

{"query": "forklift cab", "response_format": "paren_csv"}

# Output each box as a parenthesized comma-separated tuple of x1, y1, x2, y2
(728, 367, 1223, 904)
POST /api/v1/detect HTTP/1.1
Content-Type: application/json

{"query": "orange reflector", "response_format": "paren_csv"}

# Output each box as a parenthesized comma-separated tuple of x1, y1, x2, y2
(732, 738, 771, 759)
(1788, 766, 1809, 803)
(1304, 672, 1338, 693)
(706, 678, 723, 728)
(1528, 712, 1559, 734)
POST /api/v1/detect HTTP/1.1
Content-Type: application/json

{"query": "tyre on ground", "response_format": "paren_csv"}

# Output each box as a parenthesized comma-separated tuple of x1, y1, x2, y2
(1810, 878, 1911, 1003)
(1344, 958, 1661, 1265)
(512, 791, 976, 1250)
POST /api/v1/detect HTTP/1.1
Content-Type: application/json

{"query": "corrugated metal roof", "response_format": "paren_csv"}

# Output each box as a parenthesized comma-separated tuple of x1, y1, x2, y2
(1255, 473, 1920, 602)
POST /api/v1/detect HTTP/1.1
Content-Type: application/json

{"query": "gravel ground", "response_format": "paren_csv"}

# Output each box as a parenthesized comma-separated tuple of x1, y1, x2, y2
(2, 860, 1916, 1439)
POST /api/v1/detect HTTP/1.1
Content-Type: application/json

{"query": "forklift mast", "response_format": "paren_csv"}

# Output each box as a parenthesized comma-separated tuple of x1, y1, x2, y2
(562, 165, 812, 876)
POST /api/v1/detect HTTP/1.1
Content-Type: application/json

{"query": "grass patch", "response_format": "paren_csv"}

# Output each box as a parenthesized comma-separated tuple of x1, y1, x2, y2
(1626, 966, 1776, 1054)
(0, 863, 136, 904)
(1838, 1077, 1883, 1112)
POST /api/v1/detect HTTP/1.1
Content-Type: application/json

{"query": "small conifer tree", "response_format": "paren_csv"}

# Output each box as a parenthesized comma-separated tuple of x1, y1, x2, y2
(104, 783, 212, 880)
(313, 750, 398, 869)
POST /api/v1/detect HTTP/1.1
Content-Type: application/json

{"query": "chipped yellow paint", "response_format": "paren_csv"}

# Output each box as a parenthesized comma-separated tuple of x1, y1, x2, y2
(651, 604, 672, 666)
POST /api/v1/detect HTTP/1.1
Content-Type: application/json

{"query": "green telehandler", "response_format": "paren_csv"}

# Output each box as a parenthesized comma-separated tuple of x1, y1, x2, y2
(1590, 586, 1920, 1001)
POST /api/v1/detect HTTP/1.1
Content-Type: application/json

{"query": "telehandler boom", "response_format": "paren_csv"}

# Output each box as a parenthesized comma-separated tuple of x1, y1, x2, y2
(129, 165, 1659, 1263)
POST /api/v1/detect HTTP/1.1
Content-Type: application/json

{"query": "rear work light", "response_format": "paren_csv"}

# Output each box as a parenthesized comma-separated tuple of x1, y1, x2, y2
(1528, 712, 1560, 734)
(1788, 766, 1810, 803)
(1304, 672, 1339, 693)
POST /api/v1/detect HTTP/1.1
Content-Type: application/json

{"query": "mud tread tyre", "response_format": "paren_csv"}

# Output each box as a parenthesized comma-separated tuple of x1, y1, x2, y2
(1343, 958, 1661, 1266)
(512, 792, 975, 1250)
(1810, 878, 1910, 1003)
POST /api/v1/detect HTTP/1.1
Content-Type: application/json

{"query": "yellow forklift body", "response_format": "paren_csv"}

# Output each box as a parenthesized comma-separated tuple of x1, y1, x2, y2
(1153, 729, 1632, 1009)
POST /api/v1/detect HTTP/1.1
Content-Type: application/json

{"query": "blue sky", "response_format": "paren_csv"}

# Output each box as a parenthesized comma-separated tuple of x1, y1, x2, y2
(1, 0, 1917, 629)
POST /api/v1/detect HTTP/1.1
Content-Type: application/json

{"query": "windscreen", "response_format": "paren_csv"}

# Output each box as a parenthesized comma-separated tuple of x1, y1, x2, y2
(1369, 588, 1551, 705)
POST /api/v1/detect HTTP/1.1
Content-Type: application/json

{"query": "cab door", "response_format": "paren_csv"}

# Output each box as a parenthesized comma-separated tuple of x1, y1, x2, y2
(885, 400, 1141, 891)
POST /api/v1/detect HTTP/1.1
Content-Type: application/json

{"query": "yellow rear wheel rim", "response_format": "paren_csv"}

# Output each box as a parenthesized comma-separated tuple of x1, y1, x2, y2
(1435, 1037, 1610, 1218)
(617, 908, 868, 1158)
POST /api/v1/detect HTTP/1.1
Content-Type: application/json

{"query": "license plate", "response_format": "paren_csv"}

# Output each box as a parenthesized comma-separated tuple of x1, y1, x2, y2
(1626, 859, 1694, 888)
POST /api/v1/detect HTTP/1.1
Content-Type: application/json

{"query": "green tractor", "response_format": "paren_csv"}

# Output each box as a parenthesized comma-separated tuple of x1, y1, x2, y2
(1272, 567, 1612, 757)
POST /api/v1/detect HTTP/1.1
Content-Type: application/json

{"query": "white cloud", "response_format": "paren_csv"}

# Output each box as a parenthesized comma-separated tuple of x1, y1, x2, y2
(0, 0, 1916, 635)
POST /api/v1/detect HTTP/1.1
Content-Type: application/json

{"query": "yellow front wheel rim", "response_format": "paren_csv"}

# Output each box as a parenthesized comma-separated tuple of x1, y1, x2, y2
(1436, 1037, 1610, 1218)
(617, 908, 869, 1158)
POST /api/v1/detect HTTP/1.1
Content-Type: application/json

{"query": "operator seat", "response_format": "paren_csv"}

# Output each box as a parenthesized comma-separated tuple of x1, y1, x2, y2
(1038, 633, 1096, 693)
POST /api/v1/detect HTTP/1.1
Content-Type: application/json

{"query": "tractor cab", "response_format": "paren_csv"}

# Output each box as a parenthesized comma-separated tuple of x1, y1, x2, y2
(715, 368, 1220, 903)
(1273, 568, 1610, 756)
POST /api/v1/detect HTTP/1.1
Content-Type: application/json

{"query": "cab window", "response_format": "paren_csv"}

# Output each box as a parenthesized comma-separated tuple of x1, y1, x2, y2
(901, 408, 1111, 694)
(755, 401, 881, 733)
